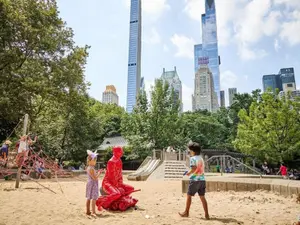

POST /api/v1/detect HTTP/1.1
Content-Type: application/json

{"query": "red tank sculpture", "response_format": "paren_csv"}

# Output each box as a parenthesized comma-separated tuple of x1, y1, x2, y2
(96, 146, 139, 211)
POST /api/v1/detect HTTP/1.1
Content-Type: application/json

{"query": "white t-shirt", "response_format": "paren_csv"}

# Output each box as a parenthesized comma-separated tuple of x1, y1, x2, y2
(18, 141, 27, 153)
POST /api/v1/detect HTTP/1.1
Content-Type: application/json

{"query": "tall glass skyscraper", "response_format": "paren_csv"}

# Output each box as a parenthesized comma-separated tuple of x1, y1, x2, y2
(126, 0, 142, 113)
(194, 0, 220, 110)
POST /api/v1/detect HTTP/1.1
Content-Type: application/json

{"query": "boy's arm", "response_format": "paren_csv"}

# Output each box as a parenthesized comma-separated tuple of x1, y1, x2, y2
(186, 166, 196, 176)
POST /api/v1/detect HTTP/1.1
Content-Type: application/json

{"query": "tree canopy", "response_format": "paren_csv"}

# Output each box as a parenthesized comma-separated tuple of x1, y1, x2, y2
(234, 92, 300, 163)
(0, 0, 124, 162)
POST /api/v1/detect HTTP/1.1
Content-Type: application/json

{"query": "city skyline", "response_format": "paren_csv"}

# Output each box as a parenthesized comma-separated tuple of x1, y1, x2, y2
(56, 0, 300, 110)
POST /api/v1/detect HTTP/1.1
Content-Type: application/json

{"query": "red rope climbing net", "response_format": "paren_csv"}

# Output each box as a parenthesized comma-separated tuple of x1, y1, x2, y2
(0, 147, 74, 181)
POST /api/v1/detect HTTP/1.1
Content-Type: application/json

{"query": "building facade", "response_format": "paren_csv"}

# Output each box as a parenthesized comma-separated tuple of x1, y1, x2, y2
(279, 89, 300, 100)
(102, 85, 119, 105)
(194, 0, 221, 110)
(126, 0, 142, 113)
(228, 88, 237, 106)
(220, 90, 225, 107)
(161, 67, 183, 112)
(279, 68, 296, 92)
(192, 65, 215, 112)
(262, 67, 296, 93)
(262, 74, 282, 93)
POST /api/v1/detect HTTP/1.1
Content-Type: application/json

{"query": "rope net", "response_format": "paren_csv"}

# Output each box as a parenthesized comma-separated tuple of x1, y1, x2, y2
(0, 146, 74, 181)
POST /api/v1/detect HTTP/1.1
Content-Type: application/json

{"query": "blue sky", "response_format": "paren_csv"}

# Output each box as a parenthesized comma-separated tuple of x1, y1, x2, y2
(56, 0, 300, 110)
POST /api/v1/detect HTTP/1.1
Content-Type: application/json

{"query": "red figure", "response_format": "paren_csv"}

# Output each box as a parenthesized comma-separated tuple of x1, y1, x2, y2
(96, 146, 138, 211)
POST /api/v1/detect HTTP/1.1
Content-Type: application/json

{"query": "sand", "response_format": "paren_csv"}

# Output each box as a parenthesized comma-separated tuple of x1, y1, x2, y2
(0, 178, 299, 225)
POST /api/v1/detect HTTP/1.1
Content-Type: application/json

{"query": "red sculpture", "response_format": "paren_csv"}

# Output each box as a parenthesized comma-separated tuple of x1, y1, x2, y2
(96, 146, 139, 211)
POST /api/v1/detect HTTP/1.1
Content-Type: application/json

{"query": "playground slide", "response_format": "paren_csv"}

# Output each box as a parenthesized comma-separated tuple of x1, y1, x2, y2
(127, 157, 161, 181)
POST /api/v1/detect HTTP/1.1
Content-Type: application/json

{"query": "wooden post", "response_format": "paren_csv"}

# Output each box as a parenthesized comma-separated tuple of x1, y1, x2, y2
(152, 149, 156, 159)
(179, 149, 181, 161)
(15, 114, 28, 188)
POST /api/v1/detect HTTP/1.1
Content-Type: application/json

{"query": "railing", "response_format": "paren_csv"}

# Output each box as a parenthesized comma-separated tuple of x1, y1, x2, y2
(206, 155, 262, 175)
(185, 154, 261, 175)
(154, 149, 187, 161)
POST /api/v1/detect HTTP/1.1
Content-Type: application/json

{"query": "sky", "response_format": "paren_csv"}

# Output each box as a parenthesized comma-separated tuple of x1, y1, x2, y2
(56, 0, 300, 111)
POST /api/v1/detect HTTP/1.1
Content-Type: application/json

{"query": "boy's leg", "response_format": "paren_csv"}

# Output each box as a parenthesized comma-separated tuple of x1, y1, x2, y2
(179, 180, 197, 217)
(179, 195, 192, 217)
(200, 196, 209, 219)
(198, 181, 209, 219)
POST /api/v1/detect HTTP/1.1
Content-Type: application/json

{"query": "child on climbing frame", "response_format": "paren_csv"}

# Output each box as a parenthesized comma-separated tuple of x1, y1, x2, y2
(179, 142, 209, 219)
(86, 150, 103, 217)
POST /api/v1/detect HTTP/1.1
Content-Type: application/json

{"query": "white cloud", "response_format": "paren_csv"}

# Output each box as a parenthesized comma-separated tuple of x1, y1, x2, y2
(234, 0, 272, 43)
(144, 27, 161, 45)
(220, 71, 238, 91)
(273, 0, 300, 9)
(143, 0, 170, 15)
(273, 1, 300, 45)
(170, 34, 196, 59)
(280, 19, 300, 46)
(237, 42, 268, 61)
(183, 0, 204, 22)
(124, 0, 170, 18)
(274, 39, 281, 52)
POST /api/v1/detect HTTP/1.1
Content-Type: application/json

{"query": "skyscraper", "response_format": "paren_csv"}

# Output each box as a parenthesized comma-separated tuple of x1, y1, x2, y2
(279, 68, 296, 92)
(192, 65, 215, 112)
(161, 67, 183, 112)
(262, 67, 296, 93)
(102, 85, 119, 105)
(126, 0, 142, 113)
(262, 74, 282, 93)
(194, 0, 221, 110)
(220, 90, 225, 107)
(228, 88, 237, 106)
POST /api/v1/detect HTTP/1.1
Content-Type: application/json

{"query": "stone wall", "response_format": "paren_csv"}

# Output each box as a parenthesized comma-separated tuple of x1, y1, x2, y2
(182, 178, 300, 197)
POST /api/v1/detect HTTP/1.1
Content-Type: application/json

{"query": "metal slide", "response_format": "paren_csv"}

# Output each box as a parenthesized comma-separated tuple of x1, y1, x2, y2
(127, 157, 161, 181)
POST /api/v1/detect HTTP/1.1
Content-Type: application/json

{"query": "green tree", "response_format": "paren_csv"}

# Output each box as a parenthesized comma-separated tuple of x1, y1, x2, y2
(121, 79, 186, 159)
(0, 0, 89, 141)
(234, 92, 300, 163)
(182, 111, 228, 149)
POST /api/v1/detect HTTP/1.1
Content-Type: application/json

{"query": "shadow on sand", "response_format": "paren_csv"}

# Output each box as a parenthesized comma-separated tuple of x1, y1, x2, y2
(202, 217, 244, 224)
(105, 206, 145, 215)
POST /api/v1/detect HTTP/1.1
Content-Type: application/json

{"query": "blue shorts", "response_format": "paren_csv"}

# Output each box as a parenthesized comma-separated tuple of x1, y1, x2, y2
(187, 180, 206, 196)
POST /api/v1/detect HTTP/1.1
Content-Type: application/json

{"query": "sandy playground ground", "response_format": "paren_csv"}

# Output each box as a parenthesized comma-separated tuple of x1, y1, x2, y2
(0, 177, 299, 225)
